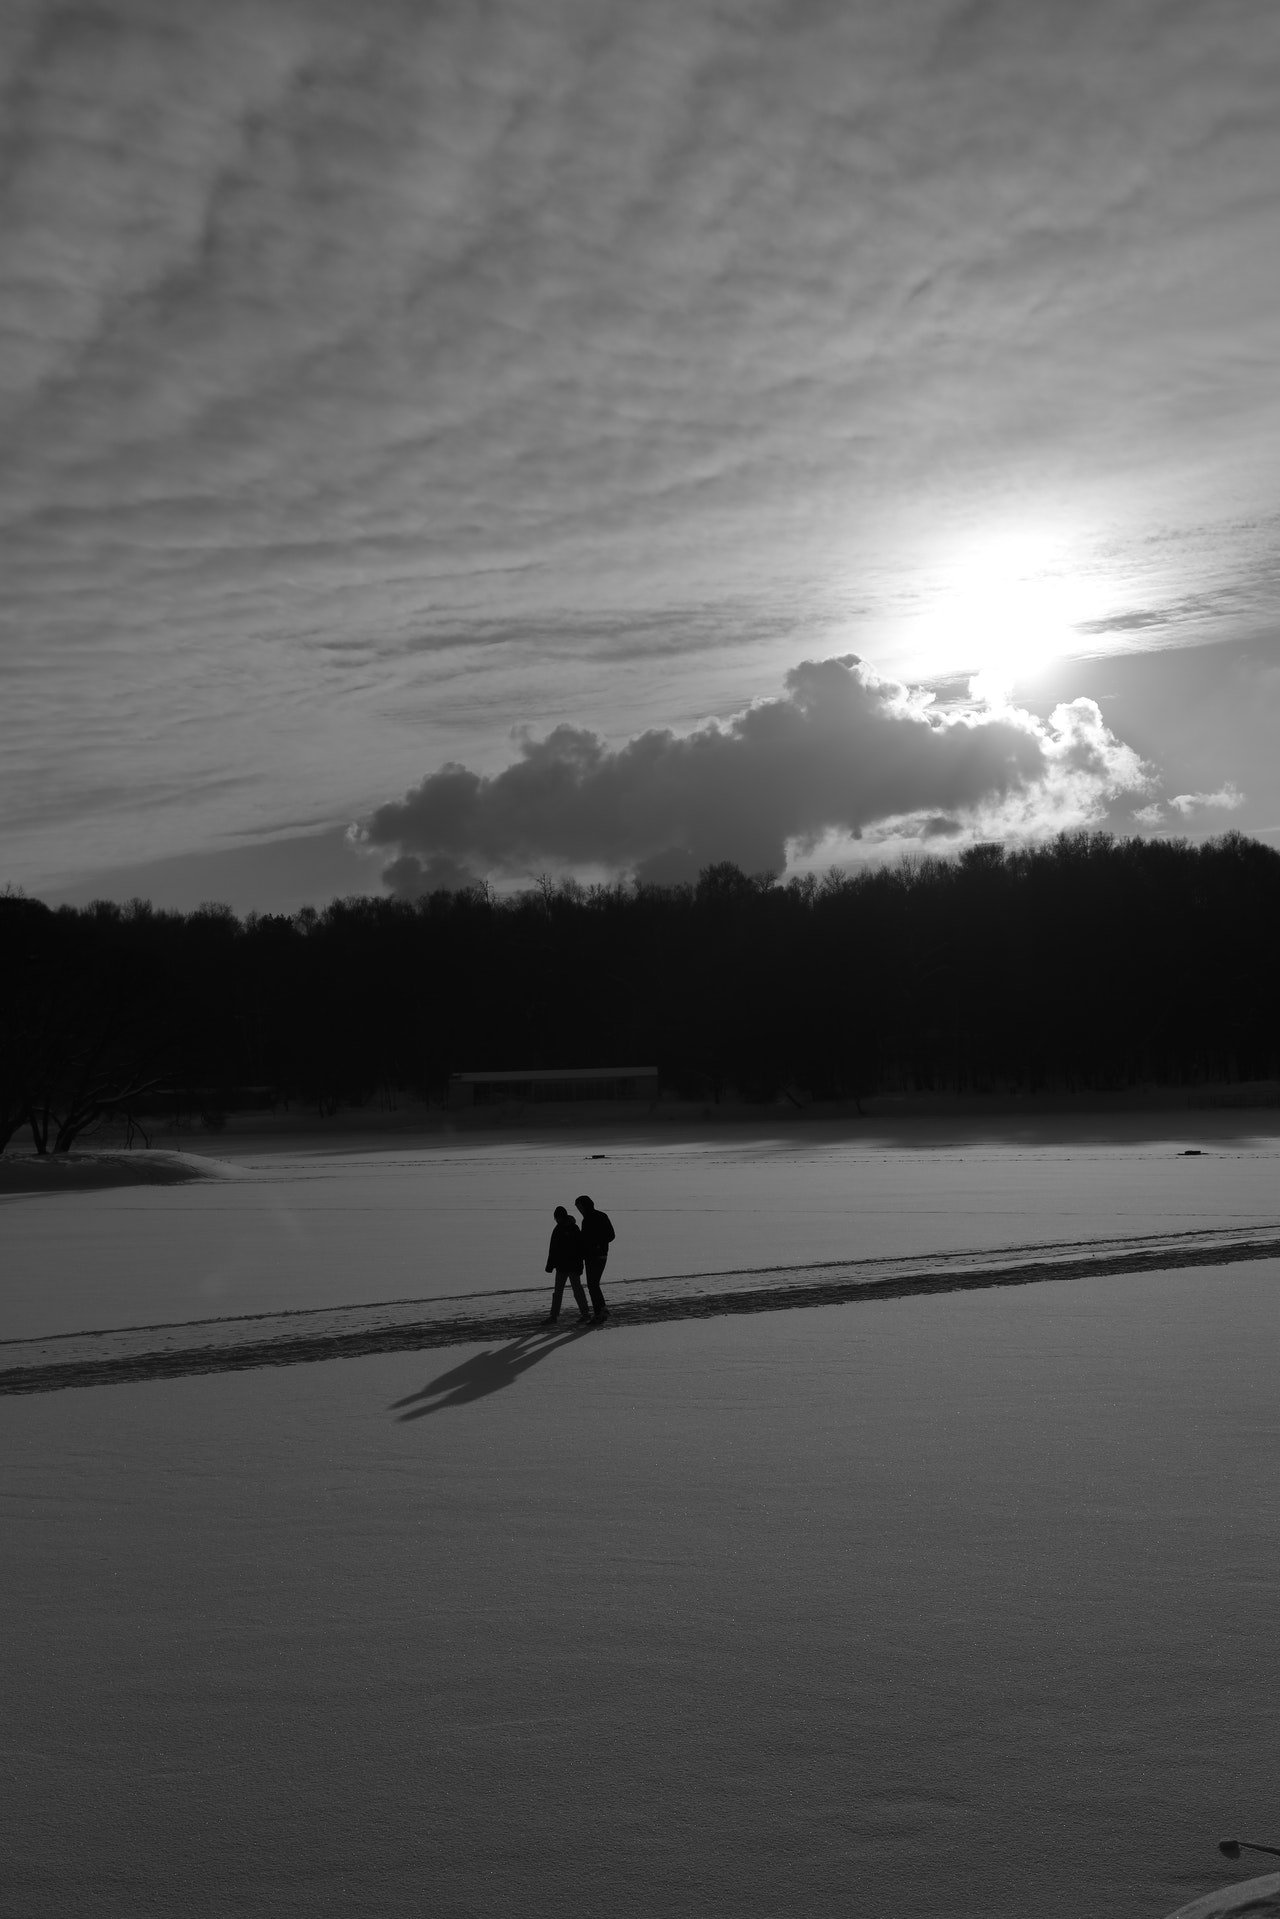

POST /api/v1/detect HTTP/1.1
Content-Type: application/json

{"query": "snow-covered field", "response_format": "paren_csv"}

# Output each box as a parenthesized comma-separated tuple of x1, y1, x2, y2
(3, 1113, 1279, 1340)
(4, 1118, 1280, 1917)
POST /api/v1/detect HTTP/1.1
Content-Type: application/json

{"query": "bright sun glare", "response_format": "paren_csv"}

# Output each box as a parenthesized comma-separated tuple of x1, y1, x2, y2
(910, 529, 1101, 702)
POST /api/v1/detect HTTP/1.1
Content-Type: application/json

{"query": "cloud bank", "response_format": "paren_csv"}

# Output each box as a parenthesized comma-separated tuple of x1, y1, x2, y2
(360, 657, 1151, 890)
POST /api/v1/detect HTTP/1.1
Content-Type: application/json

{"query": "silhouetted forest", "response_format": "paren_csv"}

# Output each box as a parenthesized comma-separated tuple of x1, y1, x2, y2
(3, 829, 1279, 1151)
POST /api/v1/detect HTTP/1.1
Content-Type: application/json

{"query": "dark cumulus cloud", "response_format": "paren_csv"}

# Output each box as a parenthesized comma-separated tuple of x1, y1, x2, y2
(360, 657, 1149, 889)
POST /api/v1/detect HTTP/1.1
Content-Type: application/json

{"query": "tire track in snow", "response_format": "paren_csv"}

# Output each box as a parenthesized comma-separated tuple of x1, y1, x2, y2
(3, 1223, 1280, 1396)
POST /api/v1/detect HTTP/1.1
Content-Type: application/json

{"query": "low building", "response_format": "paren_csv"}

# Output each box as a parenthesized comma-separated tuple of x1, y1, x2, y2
(448, 1066, 660, 1108)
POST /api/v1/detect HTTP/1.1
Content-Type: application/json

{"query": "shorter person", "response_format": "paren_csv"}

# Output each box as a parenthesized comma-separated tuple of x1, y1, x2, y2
(574, 1193, 616, 1322)
(544, 1206, 591, 1324)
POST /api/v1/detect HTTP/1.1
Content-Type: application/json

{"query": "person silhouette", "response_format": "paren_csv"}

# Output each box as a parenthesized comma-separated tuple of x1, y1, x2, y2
(575, 1193, 615, 1322)
(544, 1205, 591, 1324)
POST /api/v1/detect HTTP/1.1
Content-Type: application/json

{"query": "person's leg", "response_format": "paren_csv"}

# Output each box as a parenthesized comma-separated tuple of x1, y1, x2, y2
(547, 1271, 568, 1321)
(569, 1269, 591, 1320)
(585, 1256, 609, 1320)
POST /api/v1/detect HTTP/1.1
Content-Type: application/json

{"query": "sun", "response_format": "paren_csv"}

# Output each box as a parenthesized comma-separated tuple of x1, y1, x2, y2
(909, 528, 1092, 701)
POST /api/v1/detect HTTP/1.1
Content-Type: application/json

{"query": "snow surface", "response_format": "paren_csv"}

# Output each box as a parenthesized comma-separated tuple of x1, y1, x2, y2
(1168, 1877, 1280, 1918)
(4, 1120, 1280, 1916)
(3, 1114, 1280, 1341)
(5, 1257, 1280, 1918)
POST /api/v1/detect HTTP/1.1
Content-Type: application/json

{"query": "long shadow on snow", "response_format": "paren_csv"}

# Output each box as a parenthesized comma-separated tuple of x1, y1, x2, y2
(391, 1325, 592, 1419)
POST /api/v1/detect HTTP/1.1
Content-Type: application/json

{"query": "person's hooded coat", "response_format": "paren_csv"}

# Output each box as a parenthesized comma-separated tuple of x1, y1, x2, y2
(546, 1217, 584, 1274)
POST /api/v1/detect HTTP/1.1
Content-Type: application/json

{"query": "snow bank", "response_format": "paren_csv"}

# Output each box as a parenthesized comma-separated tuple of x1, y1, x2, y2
(0, 1150, 244, 1196)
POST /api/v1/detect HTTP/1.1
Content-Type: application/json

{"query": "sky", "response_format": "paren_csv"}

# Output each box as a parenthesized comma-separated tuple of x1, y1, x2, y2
(3, 0, 1279, 913)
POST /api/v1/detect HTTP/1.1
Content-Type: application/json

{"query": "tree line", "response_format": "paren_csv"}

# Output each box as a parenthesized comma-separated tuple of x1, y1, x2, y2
(2, 828, 1278, 1152)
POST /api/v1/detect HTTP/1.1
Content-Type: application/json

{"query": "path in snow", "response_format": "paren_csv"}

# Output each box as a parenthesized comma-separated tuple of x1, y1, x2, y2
(5, 1216, 1280, 1394)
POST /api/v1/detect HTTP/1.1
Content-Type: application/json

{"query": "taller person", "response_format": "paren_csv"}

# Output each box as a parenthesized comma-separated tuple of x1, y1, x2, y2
(574, 1193, 615, 1323)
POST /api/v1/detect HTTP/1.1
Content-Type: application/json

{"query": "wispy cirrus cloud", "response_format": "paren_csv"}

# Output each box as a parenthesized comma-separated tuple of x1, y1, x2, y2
(1130, 781, 1246, 829)
(4, 0, 1280, 896)
(1168, 784, 1246, 815)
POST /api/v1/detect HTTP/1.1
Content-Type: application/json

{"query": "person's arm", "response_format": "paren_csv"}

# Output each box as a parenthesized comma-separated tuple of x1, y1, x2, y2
(546, 1232, 557, 1272)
